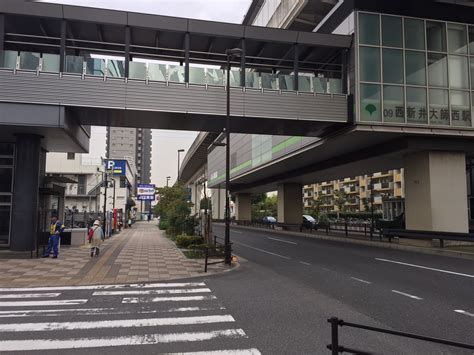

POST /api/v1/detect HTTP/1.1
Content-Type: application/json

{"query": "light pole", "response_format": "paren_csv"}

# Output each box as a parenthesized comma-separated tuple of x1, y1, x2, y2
(177, 149, 185, 183)
(166, 176, 171, 187)
(224, 47, 242, 265)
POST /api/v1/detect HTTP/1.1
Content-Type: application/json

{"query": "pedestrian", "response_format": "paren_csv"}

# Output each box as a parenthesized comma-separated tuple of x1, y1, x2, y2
(90, 220, 104, 257)
(128, 218, 132, 228)
(42, 215, 64, 259)
(147, 213, 151, 222)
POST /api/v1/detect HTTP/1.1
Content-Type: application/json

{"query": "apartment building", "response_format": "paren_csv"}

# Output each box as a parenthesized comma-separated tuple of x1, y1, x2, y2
(303, 170, 405, 214)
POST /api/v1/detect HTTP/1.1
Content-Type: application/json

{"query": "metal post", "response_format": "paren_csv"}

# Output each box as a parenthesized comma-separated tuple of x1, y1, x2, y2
(240, 38, 246, 87)
(184, 32, 190, 83)
(102, 171, 108, 234)
(341, 49, 348, 94)
(59, 20, 66, 72)
(125, 26, 131, 78)
(293, 44, 299, 91)
(370, 179, 374, 239)
(0, 14, 5, 68)
(328, 317, 340, 355)
(224, 54, 231, 265)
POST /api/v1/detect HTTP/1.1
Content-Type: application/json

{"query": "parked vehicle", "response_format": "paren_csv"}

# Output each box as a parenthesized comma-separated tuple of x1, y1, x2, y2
(263, 216, 277, 225)
(302, 215, 317, 230)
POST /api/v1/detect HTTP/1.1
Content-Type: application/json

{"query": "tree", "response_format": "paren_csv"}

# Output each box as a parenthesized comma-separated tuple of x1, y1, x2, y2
(334, 190, 348, 219)
(199, 196, 212, 211)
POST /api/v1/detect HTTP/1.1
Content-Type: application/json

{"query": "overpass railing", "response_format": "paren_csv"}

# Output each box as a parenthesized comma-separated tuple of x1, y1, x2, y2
(327, 317, 474, 354)
(2, 50, 344, 95)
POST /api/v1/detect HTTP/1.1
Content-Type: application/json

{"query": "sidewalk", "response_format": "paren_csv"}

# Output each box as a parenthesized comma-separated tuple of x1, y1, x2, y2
(0, 222, 226, 287)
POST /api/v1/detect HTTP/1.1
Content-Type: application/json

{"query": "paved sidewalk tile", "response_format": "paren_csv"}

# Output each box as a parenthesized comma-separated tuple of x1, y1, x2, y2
(0, 222, 229, 287)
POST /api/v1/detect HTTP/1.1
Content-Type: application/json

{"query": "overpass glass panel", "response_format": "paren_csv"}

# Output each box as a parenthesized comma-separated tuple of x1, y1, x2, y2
(279, 74, 294, 91)
(168, 65, 185, 83)
(245, 72, 260, 89)
(41, 54, 60, 73)
(19, 52, 39, 70)
(65, 55, 84, 74)
(261, 73, 278, 90)
(129, 62, 146, 80)
(2, 50, 17, 69)
(207, 69, 223, 86)
(229, 70, 240, 87)
(313, 77, 328, 93)
(189, 67, 206, 85)
(86, 58, 105, 76)
(108, 60, 125, 78)
(298, 76, 312, 92)
(329, 78, 342, 94)
(148, 63, 166, 81)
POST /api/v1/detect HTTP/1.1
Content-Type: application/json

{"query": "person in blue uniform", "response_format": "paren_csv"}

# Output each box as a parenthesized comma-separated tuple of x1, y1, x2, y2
(42, 215, 64, 259)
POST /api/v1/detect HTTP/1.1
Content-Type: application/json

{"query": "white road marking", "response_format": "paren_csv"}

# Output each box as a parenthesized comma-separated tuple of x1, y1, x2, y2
(93, 288, 211, 296)
(0, 314, 235, 332)
(0, 329, 248, 351)
(231, 230, 243, 234)
(299, 261, 311, 266)
(122, 295, 217, 303)
(164, 349, 261, 355)
(454, 309, 474, 318)
(0, 293, 61, 299)
(0, 299, 88, 307)
(375, 258, 474, 279)
(0, 306, 226, 318)
(0, 282, 207, 292)
(350, 277, 371, 285)
(391, 290, 423, 300)
(233, 241, 291, 260)
(267, 237, 297, 245)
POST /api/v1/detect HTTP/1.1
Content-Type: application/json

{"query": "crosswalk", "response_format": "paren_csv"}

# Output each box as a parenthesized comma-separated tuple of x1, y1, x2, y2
(0, 281, 260, 354)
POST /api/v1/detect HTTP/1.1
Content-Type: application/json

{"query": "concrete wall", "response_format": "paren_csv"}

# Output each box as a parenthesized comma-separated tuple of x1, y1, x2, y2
(211, 188, 226, 220)
(235, 193, 252, 221)
(404, 151, 468, 233)
(277, 183, 303, 224)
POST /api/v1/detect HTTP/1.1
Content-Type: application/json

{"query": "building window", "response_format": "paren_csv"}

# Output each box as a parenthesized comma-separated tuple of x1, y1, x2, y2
(67, 152, 75, 160)
(448, 23, 468, 54)
(449, 55, 469, 89)
(382, 15, 402, 48)
(429, 89, 450, 125)
(382, 49, 403, 84)
(427, 53, 448, 87)
(426, 21, 446, 52)
(406, 87, 427, 124)
(451, 91, 471, 127)
(360, 47, 380, 82)
(404, 18, 425, 50)
(383, 86, 405, 123)
(360, 84, 381, 122)
(359, 13, 380, 45)
(405, 51, 426, 86)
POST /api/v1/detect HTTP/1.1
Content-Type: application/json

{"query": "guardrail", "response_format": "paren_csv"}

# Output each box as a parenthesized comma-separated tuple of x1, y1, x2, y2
(383, 229, 474, 247)
(204, 235, 232, 273)
(327, 317, 474, 354)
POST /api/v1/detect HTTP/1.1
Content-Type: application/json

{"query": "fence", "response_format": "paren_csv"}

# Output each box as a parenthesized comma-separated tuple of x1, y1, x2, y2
(327, 317, 474, 354)
(204, 235, 231, 272)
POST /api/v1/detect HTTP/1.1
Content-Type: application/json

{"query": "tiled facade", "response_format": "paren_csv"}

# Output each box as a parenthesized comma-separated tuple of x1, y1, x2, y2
(303, 169, 404, 213)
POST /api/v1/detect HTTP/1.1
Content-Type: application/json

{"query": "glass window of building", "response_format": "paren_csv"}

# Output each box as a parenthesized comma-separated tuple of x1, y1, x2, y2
(451, 91, 471, 127)
(359, 13, 380, 46)
(469, 26, 474, 55)
(405, 51, 426, 85)
(429, 89, 450, 125)
(382, 16, 402, 47)
(360, 46, 380, 82)
(404, 18, 425, 50)
(427, 53, 448, 87)
(383, 85, 405, 123)
(406, 87, 427, 124)
(426, 21, 447, 52)
(448, 23, 468, 54)
(449, 55, 469, 89)
(360, 84, 381, 122)
(383, 49, 403, 84)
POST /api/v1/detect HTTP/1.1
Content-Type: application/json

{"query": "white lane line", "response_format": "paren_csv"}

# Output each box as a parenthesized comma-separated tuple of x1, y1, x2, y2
(231, 230, 243, 234)
(454, 309, 474, 318)
(0, 293, 61, 299)
(375, 258, 474, 279)
(164, 349, 261, 355)
(350, 277, 371, 285)
(0, 282, 206, 292)
(0, 299, 88, 307)
(123, 295, 217, 303)
(267, 237, 297, 245)
(0, 314, 235, 332)
(0, 307, 223, 318)
(233, 241, 291, 260)
(0, 306, 227, 318)
(0, 329, 248, 351)
(391, 290, 423, 300)
(299, 261, 311, 266)
(93, 288, 211, 296)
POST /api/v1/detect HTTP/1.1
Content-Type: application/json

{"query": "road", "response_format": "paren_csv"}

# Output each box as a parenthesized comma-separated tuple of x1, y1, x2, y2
(209, 224, 474, 354)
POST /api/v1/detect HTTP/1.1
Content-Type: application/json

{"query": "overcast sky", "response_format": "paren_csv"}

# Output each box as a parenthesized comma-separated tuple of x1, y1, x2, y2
(43, 0, 252, 187)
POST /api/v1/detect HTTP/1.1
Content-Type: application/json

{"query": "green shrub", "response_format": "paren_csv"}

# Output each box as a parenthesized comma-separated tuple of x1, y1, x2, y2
(176, 235, 204, 249)
(158, 219, 169, 230)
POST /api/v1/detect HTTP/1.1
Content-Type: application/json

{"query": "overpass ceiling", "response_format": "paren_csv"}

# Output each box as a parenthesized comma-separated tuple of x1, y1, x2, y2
(288, 0, 340, 32)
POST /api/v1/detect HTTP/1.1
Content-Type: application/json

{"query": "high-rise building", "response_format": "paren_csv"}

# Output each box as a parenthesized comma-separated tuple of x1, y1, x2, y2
(106, 127, 152, 185)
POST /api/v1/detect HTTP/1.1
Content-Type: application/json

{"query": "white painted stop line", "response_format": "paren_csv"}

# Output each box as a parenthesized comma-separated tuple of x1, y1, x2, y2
(164, 349, 261, 355)
(0, 299, 88, 307)
(0, 293, 61, 299)
(0, 329, 248, 351)
(122, 295, 217, 303)
(0, 282, 207, 292)
(93, 288, 211, 296)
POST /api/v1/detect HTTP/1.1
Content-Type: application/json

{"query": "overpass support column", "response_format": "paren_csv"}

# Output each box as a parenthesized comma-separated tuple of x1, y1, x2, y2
(235, 193, 252, 221)
(404, 151, 468, 232)
(211, 188, 226, 220)
(277, 183, 303, 224)
(10, 134, 42, 251)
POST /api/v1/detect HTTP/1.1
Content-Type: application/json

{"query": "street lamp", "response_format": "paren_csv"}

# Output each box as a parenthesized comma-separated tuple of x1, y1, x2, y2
(224, 47, 243, 265)
(166, 176, 171, 187)
(177, 149, 185, 183)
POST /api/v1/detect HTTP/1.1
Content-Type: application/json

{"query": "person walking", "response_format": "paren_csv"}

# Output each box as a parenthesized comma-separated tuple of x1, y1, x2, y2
(42, 215, 64, 259)
(90, 220, 104, 257)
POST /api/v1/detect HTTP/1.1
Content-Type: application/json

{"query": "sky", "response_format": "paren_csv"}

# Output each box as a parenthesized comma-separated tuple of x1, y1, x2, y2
(43, 0, 252, 187)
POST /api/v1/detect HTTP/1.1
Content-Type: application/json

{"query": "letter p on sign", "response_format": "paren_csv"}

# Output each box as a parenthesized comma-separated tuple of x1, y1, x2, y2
(106, 160, 115, 171)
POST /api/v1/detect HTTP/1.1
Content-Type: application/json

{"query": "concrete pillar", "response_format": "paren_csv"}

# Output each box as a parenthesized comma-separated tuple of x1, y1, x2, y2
(404, 151, 468, 232)
(277, 183, 303, 224)
(211, 188, 225, 220)
(235, 193, 252, 221)
(10, 134, 42, 251)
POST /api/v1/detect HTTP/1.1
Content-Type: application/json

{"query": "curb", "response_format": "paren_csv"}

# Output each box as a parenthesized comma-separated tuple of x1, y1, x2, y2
(230, 225, 474, 261)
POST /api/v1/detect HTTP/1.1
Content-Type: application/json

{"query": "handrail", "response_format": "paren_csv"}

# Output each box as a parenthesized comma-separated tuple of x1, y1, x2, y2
(327, 317, 474, 354)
